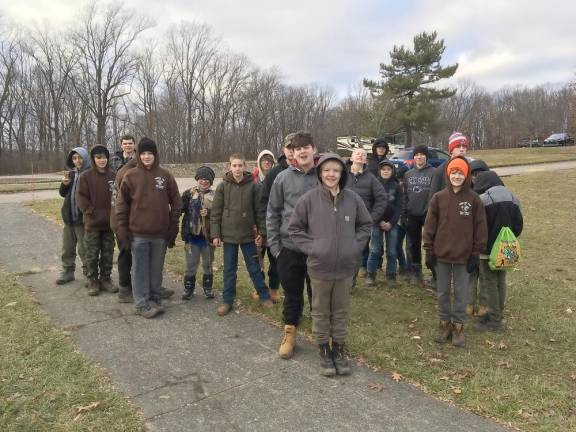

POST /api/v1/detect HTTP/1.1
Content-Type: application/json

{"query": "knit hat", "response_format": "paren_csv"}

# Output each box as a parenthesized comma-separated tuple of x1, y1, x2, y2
(448, 131, 469, 154)
(446, 157, 469, 178)
(138, 137, 157, 156)
(195, 166, 215, 184)
(469, 159, 489, 173)
(283, 132, 296, 148)
(412, 145, 429, 159)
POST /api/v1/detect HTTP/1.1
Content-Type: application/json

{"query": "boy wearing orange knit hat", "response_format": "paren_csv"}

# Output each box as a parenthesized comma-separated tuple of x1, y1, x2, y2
(423, 156, 487, 347)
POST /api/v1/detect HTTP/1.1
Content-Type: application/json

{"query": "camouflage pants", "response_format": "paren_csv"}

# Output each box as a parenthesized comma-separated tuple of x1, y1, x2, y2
(61, 223, 87, 275)
(84, 230, 115, 280)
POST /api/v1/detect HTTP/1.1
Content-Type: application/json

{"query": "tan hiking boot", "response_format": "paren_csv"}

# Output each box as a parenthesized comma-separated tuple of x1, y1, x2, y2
(476, 305, 488, 317)
(87, 279, 100, 296)
(270, 289, 281, 303)
(466, 304, 474, 318)
(251, 291, 260, 301)
(434, 320, 452, 344)
(100, 279, 118, 293)
(278, 325, 296, 359)
(217, 303, 233, 316)
(452, 323, 465, 347)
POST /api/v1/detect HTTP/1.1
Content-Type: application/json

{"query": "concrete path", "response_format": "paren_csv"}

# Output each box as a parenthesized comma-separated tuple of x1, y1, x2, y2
(0, 202, 509, 432)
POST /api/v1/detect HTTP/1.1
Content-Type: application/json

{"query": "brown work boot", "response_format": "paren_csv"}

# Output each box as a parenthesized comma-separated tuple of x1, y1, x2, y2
(466, 304, 474, 318)
(452, 323, 465, 348)
(100, 279, 118, 293)
(217, 303, 233, 316)
(434, 320, 452, 344)
(476, 305, 488, 317)
(270, 289, 281, 303)
(278, 325, 296, 359)
(87, 279, 100, 296)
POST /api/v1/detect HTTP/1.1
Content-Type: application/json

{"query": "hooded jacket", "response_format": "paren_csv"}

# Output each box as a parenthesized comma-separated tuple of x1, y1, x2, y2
(266, 157, 319, 257)
(377, 161, 402, 226)
(115, 149, 182, 241)
(109, 158, 137, 233)
(258, 153, 290, 228)
(403, 162, 435, 217)
(210, 171, 264, 244)
(423, 157, 488, 264)
(288, 153, 373, 280)
(252, 150, 276, 183)
(366, 141, 389, 176)
(59, 147, 92, 225)
(76, 145, 116, 232)
(473, 171, 523, 254)
(346, 164, 387, 224)
(181, 185, 215, 244)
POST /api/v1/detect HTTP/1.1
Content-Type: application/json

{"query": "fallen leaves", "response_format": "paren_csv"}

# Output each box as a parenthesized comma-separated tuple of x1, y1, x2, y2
(73, 401, 101, 421)
(391, 372, 402, 382)
(4, 301, 17, 307)
(566, 308, 573, 314)
(498, 341, 508, 351)
(450, 386, 462, 394)
(497, 361, 512, 369)
(367, 383, 386, 392)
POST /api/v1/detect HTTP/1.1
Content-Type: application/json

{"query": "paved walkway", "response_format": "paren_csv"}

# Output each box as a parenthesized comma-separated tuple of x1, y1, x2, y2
(0, 202, 509, 431)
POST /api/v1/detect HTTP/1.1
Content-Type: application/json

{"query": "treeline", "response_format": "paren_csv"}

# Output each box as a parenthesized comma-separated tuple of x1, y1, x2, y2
(1, 2, 575, 174)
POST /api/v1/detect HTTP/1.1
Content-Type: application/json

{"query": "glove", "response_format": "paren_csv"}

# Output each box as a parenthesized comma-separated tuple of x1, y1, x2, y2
(425, 253, 436, 271)
(466, 255, 480, 274)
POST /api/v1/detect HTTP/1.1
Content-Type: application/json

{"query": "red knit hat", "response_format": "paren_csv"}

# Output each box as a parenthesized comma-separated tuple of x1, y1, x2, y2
(446, 157, 469, 178)
(448, 131, 469, 154)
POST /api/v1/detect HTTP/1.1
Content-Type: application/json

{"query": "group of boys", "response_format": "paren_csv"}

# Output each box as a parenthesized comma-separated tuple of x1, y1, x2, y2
(57, 129, 523, 376)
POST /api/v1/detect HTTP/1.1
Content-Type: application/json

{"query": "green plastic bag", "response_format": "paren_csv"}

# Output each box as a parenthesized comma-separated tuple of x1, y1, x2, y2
(489, 226, 521, 271)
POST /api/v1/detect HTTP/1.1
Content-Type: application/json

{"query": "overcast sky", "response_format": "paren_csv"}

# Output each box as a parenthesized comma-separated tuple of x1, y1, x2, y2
(2, 0, 575, 97)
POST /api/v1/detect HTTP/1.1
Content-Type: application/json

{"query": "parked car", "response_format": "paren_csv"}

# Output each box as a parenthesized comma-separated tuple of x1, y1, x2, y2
(389, 147, 451, 173)
(542, 133, 574, 147)
(518, 139, 541, 148)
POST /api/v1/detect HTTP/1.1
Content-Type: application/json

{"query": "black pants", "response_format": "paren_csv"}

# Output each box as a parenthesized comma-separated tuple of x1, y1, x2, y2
(116, 236, 132, 288)
(261, 246, 280, 290)
(277, 247, 312, 326)
(406, 214, 427, 273)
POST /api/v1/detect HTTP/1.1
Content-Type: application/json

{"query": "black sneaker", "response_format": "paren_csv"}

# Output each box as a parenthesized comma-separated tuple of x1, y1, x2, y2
(318, 343, 336, 377)
(332, 342, 351, 375)
(475, 315, 502, 332)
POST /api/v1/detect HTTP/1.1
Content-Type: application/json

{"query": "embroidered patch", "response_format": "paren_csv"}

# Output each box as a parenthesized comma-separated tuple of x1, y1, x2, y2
(345, 215, 350, 222)
(459, 201, 472, 216)
(154, 177, 166, 190)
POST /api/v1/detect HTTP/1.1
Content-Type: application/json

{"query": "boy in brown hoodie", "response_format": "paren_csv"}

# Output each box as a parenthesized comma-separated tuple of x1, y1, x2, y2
(76, 144, 117, 296)
(116, 138, 182, 318)
(423, 156, 487, 347)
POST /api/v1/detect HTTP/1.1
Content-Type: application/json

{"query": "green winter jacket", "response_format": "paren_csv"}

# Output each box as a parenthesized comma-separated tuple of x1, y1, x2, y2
(210, 171, 264, 244)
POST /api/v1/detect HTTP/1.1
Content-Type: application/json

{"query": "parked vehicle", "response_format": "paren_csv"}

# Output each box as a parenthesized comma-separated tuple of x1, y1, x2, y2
(389, 147, 451, 173)
(542, 133, 574, 147)
(518, 139, 541, 148)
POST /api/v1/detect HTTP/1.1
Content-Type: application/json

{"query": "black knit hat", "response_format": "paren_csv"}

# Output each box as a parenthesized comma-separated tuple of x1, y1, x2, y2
(412, 145, 429, 159)
(195, 166, 215, 184)
(138, 137, 157, 156)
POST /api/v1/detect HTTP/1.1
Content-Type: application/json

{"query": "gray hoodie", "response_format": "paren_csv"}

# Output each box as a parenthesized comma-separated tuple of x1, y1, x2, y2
(266, 160, 319, 257)
(288, 153, 373, 280)
(403, 163, 435, 217)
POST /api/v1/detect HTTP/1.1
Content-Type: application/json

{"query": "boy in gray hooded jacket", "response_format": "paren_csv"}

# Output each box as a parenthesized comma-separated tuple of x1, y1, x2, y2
(289, 153, 372, 376)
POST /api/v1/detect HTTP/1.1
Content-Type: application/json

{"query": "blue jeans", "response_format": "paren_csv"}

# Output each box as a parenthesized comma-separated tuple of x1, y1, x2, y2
(131, 236, 167, 309)
(367, 225, 399, 276)
(223, 242, 270, 305)
(396, 224, 412, 273)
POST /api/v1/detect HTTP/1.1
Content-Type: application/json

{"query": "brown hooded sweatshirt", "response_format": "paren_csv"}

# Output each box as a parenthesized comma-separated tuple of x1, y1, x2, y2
(115, 153, 181, 241)
(76, 145, 116, 232)
(109, 158, 138, 233)
(423, 156, 487, 264)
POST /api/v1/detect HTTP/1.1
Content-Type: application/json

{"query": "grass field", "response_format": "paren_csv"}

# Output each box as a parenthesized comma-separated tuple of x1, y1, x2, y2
(0, 269, 145, 431)
(0, 182, 60, 193)
(469, 146, 576, 168)
(25, 168, 576, 432)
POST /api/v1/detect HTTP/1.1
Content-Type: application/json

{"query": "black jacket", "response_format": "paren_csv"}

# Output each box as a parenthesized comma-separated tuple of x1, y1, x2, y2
(473, 171, 523, 254)
(259, 154, 290, 233)
(346, 168, 387, 224)
(377, 162, 402, 226)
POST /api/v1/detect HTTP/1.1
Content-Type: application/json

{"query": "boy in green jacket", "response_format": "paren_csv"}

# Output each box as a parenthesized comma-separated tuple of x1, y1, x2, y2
(211, 154, 273, 316)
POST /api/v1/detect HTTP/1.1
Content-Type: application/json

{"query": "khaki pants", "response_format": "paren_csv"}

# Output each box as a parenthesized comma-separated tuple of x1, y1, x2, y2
(310, 277, 353, 345)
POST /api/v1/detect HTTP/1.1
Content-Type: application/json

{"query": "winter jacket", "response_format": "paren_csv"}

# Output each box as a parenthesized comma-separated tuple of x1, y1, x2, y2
(75, 145, 115, 232)
(266, 161, 319, 257)
(288, 153, 372, 280)
(346, 167, 387, 224)
(59, 147, 91, 225)
(210, 172, 263, 244)
(377, 161, 402, 226)
(473, 171, 523, 254)
(429, 156, 476, 200)
(366, 141, 389, 176)
(116, 152, 181, 242)
(423, 157, 488, 264)
(110, 158, 137, 233)
(403, 163, 435, 217)
(181, 186, 215, 244)
(252, 149, 276, 183)
(109, 150, 134, 173)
